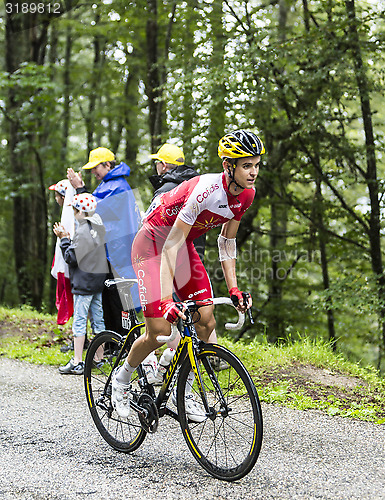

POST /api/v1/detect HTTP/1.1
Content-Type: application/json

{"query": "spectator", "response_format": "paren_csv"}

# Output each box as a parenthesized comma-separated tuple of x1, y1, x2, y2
(54, 193, 108, 375)
(148, 143, 205, 260)
(67, 147, 141, 331)
(49, 179, 75, 327)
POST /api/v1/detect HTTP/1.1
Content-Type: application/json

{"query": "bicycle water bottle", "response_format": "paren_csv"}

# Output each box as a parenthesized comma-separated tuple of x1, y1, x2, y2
(154, 348, 175, 382)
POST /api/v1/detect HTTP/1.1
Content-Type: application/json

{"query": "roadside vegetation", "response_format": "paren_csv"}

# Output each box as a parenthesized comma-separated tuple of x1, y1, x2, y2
(0, 306, 384, 425)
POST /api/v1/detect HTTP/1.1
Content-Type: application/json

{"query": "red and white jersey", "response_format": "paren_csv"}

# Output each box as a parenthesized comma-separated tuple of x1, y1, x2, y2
(143, 172, 255, 241)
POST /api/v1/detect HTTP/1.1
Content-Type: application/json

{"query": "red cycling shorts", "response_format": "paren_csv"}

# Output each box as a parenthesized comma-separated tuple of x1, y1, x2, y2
(131, 226, 212, 317)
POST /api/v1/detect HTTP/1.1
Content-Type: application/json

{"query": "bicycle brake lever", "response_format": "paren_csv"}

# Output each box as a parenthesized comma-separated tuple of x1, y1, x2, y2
(243, 292, 254, 325)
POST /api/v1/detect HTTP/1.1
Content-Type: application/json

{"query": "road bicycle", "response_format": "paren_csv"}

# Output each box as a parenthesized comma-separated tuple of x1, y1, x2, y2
(84, 278, 263, 481)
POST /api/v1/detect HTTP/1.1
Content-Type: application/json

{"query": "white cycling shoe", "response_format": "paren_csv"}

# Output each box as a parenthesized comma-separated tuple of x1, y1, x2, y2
(172, 390, 207, 423)
(143, 353, 163, 385)
(111, 368, 131, 418)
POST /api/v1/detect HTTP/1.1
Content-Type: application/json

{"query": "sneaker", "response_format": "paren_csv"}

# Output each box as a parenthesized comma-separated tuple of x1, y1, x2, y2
(172, 389, 207, 423)
(111, 368, 131, 418)
(58, 358, 84, 375)
(209, 356, 230, 372)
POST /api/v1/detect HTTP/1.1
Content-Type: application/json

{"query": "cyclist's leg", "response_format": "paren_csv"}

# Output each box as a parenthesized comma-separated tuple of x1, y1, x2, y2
(175, 243, 216, 342)
(127, 228, 171, 370)
(194, 303, 215, 341)
(126, 316, 170, 368)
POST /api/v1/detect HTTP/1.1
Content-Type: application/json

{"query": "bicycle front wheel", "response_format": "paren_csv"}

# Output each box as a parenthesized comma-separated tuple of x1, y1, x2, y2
(177, 343, 263, 481)
(84, 330, 147, 453)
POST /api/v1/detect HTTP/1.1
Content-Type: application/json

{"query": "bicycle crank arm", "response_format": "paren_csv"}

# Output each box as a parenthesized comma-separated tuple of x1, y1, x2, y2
(130, 399, 146, 416)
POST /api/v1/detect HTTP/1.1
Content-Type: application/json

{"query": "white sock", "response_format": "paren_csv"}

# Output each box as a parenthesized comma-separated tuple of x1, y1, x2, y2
(116, 360, 136, 385)
(186, 371, 195, 395)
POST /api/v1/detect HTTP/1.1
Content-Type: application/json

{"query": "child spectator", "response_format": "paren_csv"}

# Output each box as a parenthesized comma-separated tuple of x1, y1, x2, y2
(49, 179, 75, 326)
(53, 193, 108, 375)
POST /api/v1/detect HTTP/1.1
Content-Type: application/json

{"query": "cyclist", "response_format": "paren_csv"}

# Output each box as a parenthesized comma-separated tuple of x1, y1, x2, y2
(111, 130, 265, 420)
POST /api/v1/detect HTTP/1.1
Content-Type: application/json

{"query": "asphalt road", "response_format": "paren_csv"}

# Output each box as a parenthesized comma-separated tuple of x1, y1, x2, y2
(0, 357, 384, 500)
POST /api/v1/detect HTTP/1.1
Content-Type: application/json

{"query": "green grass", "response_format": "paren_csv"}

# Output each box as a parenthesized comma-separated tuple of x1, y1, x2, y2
(1, 306, 384, 424)
(219, 335, 385, 424)
(0, 305, 73, 365)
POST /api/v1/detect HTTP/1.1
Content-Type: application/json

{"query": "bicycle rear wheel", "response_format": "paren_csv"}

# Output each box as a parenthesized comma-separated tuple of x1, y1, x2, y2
(84, 330, 146, 452)
(177, 344, 263, 481)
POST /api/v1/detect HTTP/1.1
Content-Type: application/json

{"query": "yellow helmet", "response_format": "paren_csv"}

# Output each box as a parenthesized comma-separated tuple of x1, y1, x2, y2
(218, 130, 265, 159)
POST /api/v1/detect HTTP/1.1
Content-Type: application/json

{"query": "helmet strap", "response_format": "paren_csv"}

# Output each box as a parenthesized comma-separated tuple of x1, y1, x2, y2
(226, 164, 246, 193)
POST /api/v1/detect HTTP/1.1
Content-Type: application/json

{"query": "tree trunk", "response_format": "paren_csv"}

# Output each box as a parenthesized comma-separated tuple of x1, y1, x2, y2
(62, 12, 72, 160)
(266, 0, 289, 342)
(84, 12, 104, 152)
(5, 9, 50, 308)
(345, 0, 385, 356)
(314, 173, 336, 348)
(123, 65, 140, 170)
(302, 0, 336, 346)
(145, 0, 162, 151)
(206, 0, 226, 166)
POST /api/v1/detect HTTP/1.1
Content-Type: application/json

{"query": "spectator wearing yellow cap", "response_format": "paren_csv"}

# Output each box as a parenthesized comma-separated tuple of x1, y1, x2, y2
(67, 147, 141, 327)
(149, 143, 200, 200)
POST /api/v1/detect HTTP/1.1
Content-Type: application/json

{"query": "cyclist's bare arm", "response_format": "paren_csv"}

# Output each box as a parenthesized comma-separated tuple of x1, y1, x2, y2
(220, 219, 239, 290)
(220, 219, 251, 312)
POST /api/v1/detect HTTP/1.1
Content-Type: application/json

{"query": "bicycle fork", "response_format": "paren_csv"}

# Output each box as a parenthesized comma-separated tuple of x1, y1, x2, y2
(186, 331, 228, 420)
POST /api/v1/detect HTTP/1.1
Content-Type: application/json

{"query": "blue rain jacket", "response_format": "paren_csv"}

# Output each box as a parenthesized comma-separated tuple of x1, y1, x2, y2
(93, 162, 141, 309)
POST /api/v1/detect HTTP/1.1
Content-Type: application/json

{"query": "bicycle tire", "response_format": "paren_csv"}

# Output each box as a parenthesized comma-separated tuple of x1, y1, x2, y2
(177, 343, 263, 481)
(84, 330, 147, 453)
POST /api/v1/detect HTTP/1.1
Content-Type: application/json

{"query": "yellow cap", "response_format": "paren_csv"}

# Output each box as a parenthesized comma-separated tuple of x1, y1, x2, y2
(82, 147, 115, 170)
(150, 143, 184, 165)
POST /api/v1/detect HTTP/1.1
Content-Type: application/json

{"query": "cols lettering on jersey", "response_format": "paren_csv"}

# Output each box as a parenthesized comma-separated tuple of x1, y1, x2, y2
(196, 183, 220, 203)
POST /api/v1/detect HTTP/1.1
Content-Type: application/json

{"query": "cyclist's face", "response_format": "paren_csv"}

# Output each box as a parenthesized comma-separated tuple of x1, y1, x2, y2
(234, 156, 260, 189)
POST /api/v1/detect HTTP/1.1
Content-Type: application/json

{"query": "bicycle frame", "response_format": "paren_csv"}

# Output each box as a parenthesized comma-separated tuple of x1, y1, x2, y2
(150, 308, 229, 422)
(99, 280, 245, 423)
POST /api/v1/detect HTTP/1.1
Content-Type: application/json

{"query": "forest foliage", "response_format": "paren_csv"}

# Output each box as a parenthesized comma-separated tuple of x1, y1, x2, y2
(1, 0, 385, 372)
